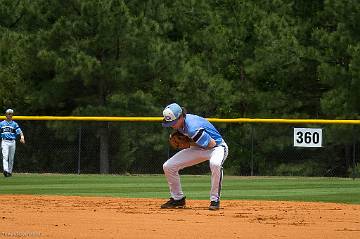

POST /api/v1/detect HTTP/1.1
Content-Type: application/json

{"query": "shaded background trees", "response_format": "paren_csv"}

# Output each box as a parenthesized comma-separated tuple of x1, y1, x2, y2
(0, 0, 359, 176)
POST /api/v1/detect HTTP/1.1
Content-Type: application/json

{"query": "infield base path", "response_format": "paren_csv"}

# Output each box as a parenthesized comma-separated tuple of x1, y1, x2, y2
(0, 195, 359, 239)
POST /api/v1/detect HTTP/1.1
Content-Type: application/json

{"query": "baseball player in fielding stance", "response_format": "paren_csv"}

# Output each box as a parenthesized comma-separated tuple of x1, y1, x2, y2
(1, 109, 25, 177)
(161, 103, 229, 210)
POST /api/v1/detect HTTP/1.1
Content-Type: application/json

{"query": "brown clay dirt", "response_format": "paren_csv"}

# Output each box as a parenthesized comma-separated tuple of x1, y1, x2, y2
(0, 195, 359, 239)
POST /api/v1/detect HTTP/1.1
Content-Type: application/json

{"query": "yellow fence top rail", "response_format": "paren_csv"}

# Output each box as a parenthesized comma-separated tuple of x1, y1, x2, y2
(1, 116, 360, 124)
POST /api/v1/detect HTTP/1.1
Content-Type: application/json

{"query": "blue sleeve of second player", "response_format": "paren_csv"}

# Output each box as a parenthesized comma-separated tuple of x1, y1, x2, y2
(15, 123, 22, 135)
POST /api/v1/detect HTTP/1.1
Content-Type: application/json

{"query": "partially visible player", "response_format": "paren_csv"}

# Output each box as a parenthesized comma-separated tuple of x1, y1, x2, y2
(161, 103, 229, 210)
(1, 109, 25, 177)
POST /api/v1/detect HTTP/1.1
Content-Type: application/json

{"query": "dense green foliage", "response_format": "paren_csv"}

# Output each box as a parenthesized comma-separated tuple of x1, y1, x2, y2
(0, 174, 359, 204)
(1, 0, 360, 176)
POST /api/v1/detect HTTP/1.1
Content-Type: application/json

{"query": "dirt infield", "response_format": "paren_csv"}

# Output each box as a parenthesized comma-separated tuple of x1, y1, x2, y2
(0, 195, 359, 239)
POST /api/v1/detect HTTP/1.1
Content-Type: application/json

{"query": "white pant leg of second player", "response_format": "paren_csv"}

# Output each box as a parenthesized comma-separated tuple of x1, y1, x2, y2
(163, 141, 229, 201)
(8, 141, 16, 173)
(2, 140, 16, 174)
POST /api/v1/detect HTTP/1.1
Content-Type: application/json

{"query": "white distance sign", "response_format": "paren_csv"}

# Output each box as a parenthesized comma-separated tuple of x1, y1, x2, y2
(294, 128, 322, 147)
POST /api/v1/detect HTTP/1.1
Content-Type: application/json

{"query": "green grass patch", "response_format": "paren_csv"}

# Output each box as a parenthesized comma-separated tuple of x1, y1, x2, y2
(0, 174, 359, 204)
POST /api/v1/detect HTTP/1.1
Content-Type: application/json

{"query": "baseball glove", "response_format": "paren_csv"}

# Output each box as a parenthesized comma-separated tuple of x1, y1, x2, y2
(169, 131, 194, 149)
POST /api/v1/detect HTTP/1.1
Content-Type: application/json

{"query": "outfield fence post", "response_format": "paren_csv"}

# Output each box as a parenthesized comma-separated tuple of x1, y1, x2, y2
(352, 126, 356, 179)
(77, 124, 82, 174)
(251, 125, 254, 176)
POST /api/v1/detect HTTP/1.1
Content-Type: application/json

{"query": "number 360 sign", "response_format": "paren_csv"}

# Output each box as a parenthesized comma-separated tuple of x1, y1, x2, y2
(294, 128, 322, 147)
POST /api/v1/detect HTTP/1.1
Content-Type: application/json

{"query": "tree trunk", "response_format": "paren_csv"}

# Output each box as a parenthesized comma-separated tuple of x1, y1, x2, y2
(344, 144, 352, 175)
(99, 125, 109, 174)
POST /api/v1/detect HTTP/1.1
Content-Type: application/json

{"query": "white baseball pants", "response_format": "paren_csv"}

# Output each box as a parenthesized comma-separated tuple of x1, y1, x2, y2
(163, 141, 228, 202)
(2, 140, 16, 173)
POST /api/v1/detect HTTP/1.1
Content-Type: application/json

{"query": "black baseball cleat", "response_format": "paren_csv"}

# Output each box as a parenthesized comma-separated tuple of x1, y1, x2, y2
(161, 197, 186, 209)
(3, 171, 10, 177)
(209, 201, 220, 210)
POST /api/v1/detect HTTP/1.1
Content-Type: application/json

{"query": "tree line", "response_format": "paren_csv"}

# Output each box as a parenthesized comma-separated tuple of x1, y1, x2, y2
(1, 0, 359, 176)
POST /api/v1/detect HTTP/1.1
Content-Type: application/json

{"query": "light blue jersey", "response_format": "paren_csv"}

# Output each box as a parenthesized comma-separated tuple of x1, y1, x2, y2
(178, 114, 223, 148)
(0, 120, 22, 140)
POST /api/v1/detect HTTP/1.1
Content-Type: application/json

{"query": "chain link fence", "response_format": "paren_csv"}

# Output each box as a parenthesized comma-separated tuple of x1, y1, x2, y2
(6, 120, 360, 177)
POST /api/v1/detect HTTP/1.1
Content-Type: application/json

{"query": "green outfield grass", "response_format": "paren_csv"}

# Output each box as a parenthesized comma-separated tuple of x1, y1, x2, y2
(0, 174, 359, 204)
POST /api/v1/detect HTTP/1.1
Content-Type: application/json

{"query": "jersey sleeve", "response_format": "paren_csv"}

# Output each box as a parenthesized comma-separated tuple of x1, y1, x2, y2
(15, 123, 22, 135)
(190, 128, 212, 148)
